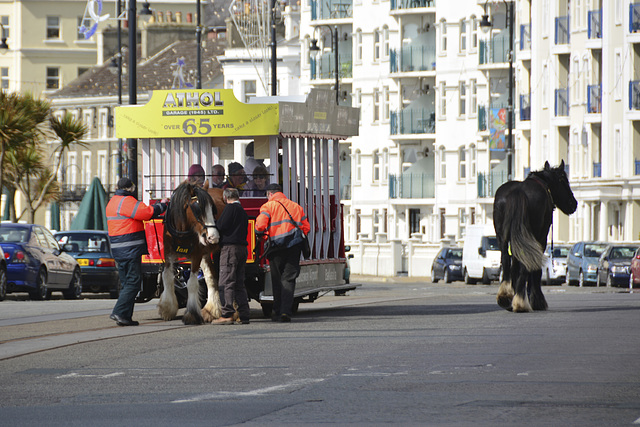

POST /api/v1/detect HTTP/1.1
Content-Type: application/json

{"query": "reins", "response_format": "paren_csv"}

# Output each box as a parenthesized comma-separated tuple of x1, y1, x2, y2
(528, 174, 556, 251)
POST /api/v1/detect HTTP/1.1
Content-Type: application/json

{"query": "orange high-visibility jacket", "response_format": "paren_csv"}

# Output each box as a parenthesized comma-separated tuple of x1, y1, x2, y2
(106, 192, 159, 261)
(255, 192, 310, 250)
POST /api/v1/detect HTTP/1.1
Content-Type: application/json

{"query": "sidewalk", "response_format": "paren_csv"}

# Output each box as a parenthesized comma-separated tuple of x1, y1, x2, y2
(351, 274, 430, 284)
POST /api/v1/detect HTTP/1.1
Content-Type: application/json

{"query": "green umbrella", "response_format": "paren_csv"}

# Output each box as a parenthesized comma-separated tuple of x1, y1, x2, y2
(50, 201, 61, 231)
(70, 177, 108, 231)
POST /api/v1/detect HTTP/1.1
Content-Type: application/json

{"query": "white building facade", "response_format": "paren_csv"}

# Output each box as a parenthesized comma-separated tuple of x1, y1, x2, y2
(298, 0, 640, 277)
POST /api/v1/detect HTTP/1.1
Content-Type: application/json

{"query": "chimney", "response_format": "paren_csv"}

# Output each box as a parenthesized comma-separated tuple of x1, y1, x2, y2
(176, 11, 182, 23)
(187, 12, 193, 23)
(166, 11, 172, 22)
(156, 11, 163, 23)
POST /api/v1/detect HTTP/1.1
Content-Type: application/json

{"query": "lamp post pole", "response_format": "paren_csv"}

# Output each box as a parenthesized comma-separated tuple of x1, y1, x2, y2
(506, 0, 514, 181)
(127, 0, 138, 191)
(116, 0, 123, 180)
(310, 25, 340, 105)
(196, 0, 202, 89)
(270, 0, 277, 95)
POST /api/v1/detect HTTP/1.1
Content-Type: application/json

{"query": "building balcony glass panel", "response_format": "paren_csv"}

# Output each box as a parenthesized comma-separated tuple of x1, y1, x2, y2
(310, 52, 352, 80)
(630, 3, 640, 33)
(629, 81, 640, 110)
(479, 33, 509, 65)
(593, 162, 601, 178)
(478, 105, 487, 131)
(555, 88, 569, 116)
(389, 173, 435, 199)
(587, 84, 602, 113)
(519, 93, 531, 121)
(555, 16, 570, 45)
(390, 108, 435, 135)
(477, 171, 508, 198)
(310, 0, 353, 20)
(390, 45, 436, 73)
(588, 9, 602, 39)
(520, 23, 531, 50)
(390, 0, 434, 10)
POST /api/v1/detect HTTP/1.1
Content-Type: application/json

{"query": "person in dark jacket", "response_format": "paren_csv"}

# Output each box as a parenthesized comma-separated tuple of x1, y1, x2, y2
(106, 178, 167, 326)
(213, 188, 251, 325)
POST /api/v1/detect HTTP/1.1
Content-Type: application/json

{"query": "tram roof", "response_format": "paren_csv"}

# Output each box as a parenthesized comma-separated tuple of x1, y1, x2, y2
(115, 88, 359, 140)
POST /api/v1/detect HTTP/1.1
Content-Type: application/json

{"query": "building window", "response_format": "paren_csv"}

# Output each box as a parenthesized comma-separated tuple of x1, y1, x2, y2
(470, 16, 478, 50)
(572, 57, 580, 104)
(458, 208, 467, 238)
(614, 50, 622, 100)
(243, 80, 256, 103)
(372, 149, 380, 182)
(82, 152, 91, 185)
(382, 86, 390, 121)
(439, 82, 447, 117)
(373, 88, 380, 122)
(83, 109, 94, 138)
(78, 67, 89, 77)
(383, 26, 390, 59)
(1, 67, 8, 90)
(542, 63, 549, 109)
(372, 209, 379, 235)
(458, 146, 466, 179)
(459, 20, 467, 53)
(1, 16, 9, 39)
(354, 88, 361, 108)
(355, 209, 361, 236)
(440, 20, 447, 54)
(470, 207, 476, 225)
(439, 146, 446, 179)
(67, 152, 78, 187)
(46, 67, 60, 89)
(373, 29, 381, 62)
(439, 208, 445, 238)
(98, 109, 109, 139)
(227, 80, 233, 89)
(470, 79, 477, 115)
(458, 82, 466, 117)
(469, 144, 477, 178)
(47, 16, 61, 40)
(356, 29, 363, 62)
(97, 151, 107, 184)
(354, 149, 361, 183)
(382, 148, 389, 181)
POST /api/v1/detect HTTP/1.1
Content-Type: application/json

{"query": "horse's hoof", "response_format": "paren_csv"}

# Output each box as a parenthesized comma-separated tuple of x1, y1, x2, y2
(497, 295, 513, 311)
(512, 294, 533, 313)
(201, 308, 215, 323)
(183, 311, 205, 325)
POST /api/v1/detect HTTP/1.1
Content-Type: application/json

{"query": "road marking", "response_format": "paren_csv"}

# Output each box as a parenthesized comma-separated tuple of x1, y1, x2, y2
(171, 378, 325, 403)
(633, 417, 640, 424)
(56, 372, 124, 379)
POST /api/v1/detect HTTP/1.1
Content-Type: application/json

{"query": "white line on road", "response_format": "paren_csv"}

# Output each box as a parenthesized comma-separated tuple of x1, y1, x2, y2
(171, 378, 326, 403)
(56, 372, 124, 379)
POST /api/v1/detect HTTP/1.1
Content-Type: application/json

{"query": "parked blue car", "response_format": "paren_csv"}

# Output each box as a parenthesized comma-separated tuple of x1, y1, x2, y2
(596, 244, 638, 287)
(54, 230, 120, 298)
(431, 247, 463, 283)
(566, 241, 608, 287)
(0, 224, 81, 300)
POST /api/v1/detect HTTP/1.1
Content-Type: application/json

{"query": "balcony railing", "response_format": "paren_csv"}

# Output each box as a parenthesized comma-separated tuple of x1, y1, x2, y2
(555, 88, 569, 116)
(310, 52, 352, 80)
(477, 171, 508, 198)
(389, 173, 435, 199)
(390, 0, 434, 10)
(390, 108, 435, 135)
(630, 81, 640, 110)
(478, 105, 487, 131)
(519, 93, 531, 121)
(630, 3, 640, 33)
(390, 45, 436, 73)
(520, 23, 531, 50)
(479, 33, 509, 65)
(587, 84, 602, 113)
(588, 9, 602, 39)
(59, 184, 88, 202)
(593, 162, 601, 178)
(555, 16, 570, 45)
(310, 0, 353, 20)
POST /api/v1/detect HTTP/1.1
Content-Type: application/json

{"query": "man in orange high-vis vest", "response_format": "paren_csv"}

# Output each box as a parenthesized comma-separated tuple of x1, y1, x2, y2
(106, 178, 167, 326)
(255, 183, 310, 322)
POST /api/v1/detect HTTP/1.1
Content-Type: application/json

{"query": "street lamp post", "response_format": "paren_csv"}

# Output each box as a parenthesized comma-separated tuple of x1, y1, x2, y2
(310, 25, 339, 105)
(196, 0, 202, 89)
(480, 0, 514, 181)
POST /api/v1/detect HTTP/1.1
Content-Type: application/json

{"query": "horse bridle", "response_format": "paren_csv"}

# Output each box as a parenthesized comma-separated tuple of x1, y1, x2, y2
(165, 194, 216, 240)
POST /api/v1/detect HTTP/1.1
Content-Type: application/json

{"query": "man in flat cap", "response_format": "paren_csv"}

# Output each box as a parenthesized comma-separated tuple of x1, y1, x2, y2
(106, 178, 168, 326)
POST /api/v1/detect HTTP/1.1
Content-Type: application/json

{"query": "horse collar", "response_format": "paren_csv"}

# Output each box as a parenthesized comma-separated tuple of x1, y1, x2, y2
(530, 175, 555, 209)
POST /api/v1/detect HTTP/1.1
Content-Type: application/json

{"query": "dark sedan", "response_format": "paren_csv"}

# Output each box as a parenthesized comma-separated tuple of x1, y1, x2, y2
(0, 224, 81, 300)
(596, 244, 638, 287)
(55, 230, 120, 298)
(431, 247, 463, 283)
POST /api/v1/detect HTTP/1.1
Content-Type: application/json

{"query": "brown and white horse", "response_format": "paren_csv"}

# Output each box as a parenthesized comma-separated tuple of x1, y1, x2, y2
(157, 182, 226, 324)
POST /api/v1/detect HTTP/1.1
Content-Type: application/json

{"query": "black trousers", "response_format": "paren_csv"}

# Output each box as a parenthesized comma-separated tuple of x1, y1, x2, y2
(218, 244, 250, 321)
(268, 244, 302, 317)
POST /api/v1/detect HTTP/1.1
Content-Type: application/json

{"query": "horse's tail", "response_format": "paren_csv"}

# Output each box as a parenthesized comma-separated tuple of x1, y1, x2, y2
(507, 190, 545, 272)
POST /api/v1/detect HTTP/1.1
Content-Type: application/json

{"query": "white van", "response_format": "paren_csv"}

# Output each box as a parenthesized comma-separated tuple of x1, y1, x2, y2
(462, 224, 502, 284)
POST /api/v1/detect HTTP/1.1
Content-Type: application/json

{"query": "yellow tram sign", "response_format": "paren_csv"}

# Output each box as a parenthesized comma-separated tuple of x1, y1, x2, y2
(115, 89, 280, 139)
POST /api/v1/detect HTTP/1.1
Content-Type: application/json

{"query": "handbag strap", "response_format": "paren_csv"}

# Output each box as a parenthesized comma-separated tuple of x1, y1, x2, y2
(275, 200, 303, 232)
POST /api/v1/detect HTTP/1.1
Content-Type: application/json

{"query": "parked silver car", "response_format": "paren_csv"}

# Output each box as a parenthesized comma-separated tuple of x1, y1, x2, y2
(541, 245, 571, 285)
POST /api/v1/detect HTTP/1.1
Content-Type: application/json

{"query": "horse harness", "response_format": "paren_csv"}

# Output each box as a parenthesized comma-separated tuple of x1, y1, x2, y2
(529, 175, 555, 211)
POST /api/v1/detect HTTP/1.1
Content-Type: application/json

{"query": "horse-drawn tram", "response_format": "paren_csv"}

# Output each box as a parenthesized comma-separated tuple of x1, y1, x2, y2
(115, 89, 360, 317)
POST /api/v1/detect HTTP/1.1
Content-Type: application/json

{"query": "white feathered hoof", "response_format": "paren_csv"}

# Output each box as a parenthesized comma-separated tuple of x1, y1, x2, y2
(157, 297, 178, 321)
(496, 281, 514, 311)
(512, 293, 533, 313)
(201, 300, 222, 323)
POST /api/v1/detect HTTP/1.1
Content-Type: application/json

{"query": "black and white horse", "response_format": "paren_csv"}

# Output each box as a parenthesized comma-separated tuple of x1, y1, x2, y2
(493, 161, 578, 312)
